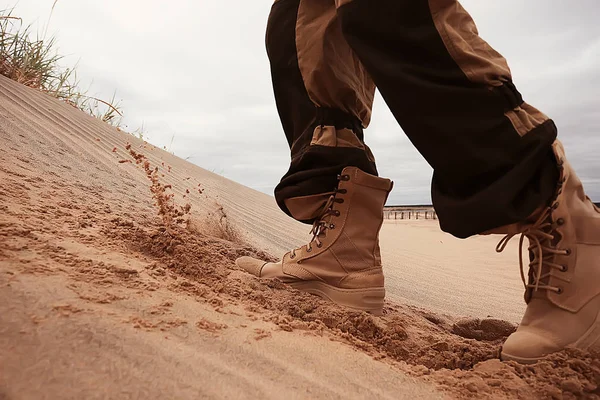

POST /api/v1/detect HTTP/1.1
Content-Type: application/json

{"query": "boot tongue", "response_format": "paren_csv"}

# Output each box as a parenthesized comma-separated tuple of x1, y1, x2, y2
(283, 192, 335, 221)
(525, 216, 556, 302)
(526, 254, 549, 301)
(311, 213, 332, 239)
(309, 194, 340, 244)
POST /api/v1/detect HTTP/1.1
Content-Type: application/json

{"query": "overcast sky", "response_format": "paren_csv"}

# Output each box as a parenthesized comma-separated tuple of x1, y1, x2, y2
(9, 0, 600, 204)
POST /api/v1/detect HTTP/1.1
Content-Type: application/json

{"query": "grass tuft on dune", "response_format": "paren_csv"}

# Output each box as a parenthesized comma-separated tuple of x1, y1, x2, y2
(0, 5, 123, 127)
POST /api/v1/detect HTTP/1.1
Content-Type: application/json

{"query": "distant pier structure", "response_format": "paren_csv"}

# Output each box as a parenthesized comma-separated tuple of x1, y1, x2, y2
(385, 203, 599, 221)
(383, 205, 437, 221)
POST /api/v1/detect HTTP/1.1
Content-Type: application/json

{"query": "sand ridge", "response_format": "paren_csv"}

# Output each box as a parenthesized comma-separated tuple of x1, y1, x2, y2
(1, 74, 599, 399)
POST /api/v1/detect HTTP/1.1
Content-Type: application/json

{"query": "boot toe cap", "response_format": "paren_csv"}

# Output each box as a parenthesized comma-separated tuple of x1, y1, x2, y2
(501, 330, 560, 364)
(235, 256, 268, 277)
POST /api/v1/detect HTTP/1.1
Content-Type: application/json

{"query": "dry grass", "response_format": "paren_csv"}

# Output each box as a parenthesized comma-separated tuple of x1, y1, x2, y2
(0, 6, 123, 127)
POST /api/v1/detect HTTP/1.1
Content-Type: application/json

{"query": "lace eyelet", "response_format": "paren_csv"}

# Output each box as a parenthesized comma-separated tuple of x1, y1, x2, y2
(340, 174, 350, 181)
(552, 202, 560, 210)
(329, 223, 335, 229)
(334, 211, 341, 217)
(317, 243, 323, 248)
(556, 218, 565, 225)
(306, 247, 312, 253)
(560, 265, 568, 272)
(297, 260, 302, 264)
(339, 189, 347, 194)
(290, 254, 295, 259)
(556, 287, 563, 294)
(565, 248, 572, 256)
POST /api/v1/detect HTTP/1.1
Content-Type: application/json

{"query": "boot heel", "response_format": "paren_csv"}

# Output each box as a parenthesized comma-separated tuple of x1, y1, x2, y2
(290, 281, 385, 315)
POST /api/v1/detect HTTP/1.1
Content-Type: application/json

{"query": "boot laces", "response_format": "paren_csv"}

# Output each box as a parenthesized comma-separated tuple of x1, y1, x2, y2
(289, 177, 347, 259)
(496, 207, 570, 294)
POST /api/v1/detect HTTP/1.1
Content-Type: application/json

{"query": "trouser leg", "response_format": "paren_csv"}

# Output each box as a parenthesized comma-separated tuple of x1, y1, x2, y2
(266, 0, 379, 223)
(336, 0, 559, 238)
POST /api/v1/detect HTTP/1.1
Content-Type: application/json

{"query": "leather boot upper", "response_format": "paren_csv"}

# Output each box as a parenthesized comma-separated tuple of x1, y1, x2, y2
(247, 166, 393, 289)
(492, 140, 600, 359)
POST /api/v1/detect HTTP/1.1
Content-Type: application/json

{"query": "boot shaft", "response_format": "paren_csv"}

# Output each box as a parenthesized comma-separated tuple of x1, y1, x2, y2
(491, 140, 600, 311)
(546, 141, 600, 311)
(282, 167, 393, 280)
(333, 167, 394, 269)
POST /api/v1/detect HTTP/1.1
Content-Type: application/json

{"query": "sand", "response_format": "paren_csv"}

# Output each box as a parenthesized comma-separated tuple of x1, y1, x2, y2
(1, 74, 599, 399)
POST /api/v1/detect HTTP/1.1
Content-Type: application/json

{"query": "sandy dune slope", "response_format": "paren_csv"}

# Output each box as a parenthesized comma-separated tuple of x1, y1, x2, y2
(380, 221, 525, 323)
(1, 75, 599, 399)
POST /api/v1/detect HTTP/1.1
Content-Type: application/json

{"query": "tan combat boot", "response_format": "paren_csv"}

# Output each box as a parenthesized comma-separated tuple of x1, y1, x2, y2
(494, 140, 600, 363)
(236, 167, 393, 315)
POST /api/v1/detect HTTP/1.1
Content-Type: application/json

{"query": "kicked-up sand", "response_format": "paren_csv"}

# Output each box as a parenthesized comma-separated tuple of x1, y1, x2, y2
(1, 74, 599, 399)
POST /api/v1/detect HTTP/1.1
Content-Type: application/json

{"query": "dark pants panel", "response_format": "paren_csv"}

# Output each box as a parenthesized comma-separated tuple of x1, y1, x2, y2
(336, 0, 558, 237)
(266, 0, 378, 223)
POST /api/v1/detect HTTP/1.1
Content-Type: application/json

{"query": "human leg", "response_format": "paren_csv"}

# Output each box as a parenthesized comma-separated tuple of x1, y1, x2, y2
(266, 0, 379, 223)
(237, 0, 393, 314)
(336, 0, 558, 238)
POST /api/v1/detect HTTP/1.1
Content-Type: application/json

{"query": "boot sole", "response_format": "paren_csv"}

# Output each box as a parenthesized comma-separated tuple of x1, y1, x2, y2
(289, 281, 385, 316)
(499, 352, 545, 364)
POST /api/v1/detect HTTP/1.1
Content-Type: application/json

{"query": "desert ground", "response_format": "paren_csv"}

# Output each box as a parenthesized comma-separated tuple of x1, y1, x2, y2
(1, 74, 599, 399)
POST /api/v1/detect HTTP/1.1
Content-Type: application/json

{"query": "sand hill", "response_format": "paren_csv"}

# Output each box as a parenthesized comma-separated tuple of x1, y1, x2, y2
(1, 75, 599, 399)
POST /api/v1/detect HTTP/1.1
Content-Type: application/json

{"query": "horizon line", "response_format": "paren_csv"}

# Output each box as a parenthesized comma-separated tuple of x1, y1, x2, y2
(385, 202, 600, 208)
